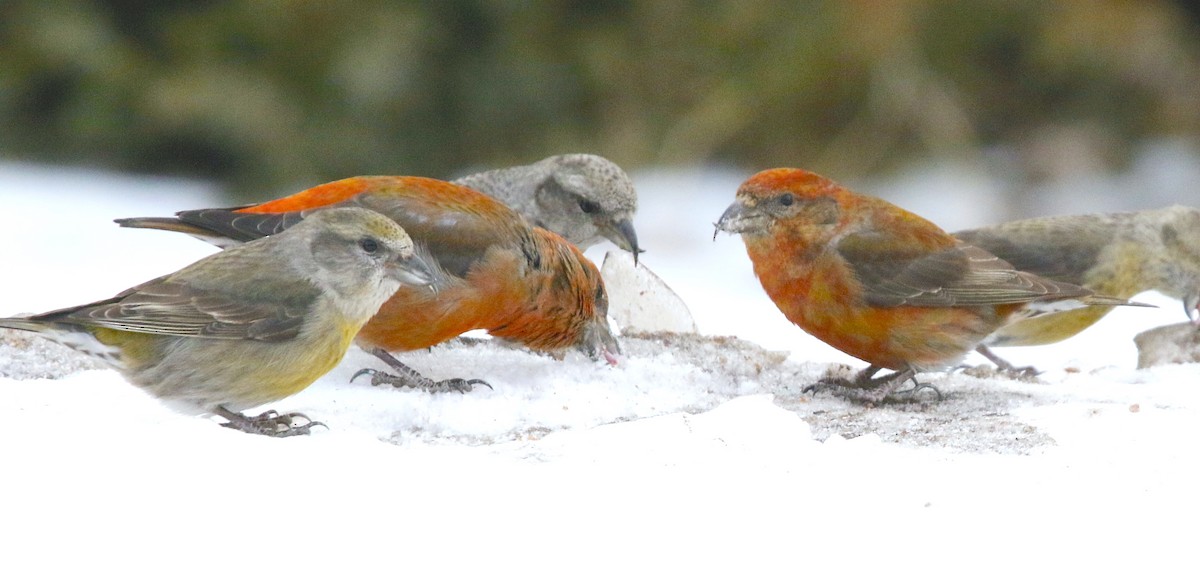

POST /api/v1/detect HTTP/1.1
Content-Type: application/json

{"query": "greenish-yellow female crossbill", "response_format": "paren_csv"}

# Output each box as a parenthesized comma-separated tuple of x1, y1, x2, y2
(0, 207, 435, 436)
(953, 205, 1200, 374)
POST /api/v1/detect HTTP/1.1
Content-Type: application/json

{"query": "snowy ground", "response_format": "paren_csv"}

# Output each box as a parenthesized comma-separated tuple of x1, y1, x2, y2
(2, 159, 1199, 570)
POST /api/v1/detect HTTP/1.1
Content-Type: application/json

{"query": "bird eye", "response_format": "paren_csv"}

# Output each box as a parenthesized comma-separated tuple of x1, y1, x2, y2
(358, 237, 380, 253)
(779, 193, 794, 206)
(579, 199, 601, 214)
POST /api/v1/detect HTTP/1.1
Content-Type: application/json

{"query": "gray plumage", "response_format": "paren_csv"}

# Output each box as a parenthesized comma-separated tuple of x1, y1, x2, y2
(453, 154, 641, 261)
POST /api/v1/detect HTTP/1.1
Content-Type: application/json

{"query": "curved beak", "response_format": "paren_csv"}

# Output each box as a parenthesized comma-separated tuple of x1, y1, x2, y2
(599, 216, 642, 266)
(578, 316, 621, 365)
(713, 201, 745, 240)
(389, 252, 437, 290)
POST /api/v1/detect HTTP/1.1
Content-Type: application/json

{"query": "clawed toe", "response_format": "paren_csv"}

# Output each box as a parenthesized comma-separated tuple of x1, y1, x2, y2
(887, 381, 944, 402)
(972, 345, 1040, 380)
(215, 407, 327, 437)
(803, 367, 942, 404)
(957, 363, 1040, 380)
(351, 366, 492, 393)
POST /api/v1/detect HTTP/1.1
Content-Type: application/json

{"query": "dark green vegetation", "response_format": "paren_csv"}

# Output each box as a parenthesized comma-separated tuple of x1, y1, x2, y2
(2, 1, 1199, 198)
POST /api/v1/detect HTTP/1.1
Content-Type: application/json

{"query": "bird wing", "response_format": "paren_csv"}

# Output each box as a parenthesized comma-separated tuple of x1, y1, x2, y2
(57, 274, 317, 341)
(837, 231, 1090, 308)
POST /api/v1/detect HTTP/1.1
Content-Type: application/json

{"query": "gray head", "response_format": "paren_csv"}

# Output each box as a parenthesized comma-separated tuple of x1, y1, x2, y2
(534, 154, 641, 262)
(284, 207, 434, 320)
(1153, 205, 1200, 321)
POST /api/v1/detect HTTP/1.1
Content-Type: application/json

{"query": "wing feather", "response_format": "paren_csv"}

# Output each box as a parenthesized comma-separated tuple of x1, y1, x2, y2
(57, 275, 313, 341)
(837, 231, 1093, 308)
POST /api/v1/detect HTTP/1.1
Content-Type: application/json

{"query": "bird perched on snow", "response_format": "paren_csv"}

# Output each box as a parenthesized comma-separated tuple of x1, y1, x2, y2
(1, 207, 434, 436)
(714, 168, 1142, 402)
(953, 205, 1200, 374)
(452, 154, 641, 262)
(116, 176, 620, 392)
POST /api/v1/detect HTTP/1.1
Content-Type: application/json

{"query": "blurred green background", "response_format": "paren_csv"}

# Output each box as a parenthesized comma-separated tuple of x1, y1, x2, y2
(2, 0, 1199, 200)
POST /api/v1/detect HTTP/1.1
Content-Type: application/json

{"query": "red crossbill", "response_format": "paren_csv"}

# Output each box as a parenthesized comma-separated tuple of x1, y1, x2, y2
(116, 176, 620, 391)
(953, 206, 1200, 373)
(1, 208, 434, 436)
(452, 154, 641, 262)
(714, 168, 1140, 402)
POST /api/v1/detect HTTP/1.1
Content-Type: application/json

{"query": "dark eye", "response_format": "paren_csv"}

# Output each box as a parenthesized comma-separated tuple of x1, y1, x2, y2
(358, 237, 380, 253)
(579, 199, 601, 214)
(779, 193, 794, 206)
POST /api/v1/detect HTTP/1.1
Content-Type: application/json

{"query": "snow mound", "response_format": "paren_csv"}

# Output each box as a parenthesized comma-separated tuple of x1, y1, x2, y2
(0, 329, 105, 380)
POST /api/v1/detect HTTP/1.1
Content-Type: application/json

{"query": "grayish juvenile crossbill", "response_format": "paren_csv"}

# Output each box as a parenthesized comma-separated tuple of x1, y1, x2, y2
(452, 154, 641, 262)
(0, 207, 434, 436)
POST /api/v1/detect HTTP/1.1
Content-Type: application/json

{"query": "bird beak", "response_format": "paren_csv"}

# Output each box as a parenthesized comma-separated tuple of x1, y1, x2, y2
(578, 316, 621, 365)
(389, 253, 437, 290)
(1185, 292, 1200, 324)
(713, 201, 761, 240)
(598, 216, 642, 266)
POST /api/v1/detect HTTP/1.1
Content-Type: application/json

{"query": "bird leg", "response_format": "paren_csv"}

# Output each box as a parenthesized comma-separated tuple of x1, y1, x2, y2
(352, 348, 493, 393)
(971, 345, 1040, 379)
(805, 366, 941, 403)
(213, 406, 327, 437)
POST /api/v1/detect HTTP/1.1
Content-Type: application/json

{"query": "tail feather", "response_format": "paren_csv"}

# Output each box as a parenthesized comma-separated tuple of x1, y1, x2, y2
(114, 216, 207, 234)
(1085, 295, 1155, 308)
(0, 317, 49, 334)
(114, 216, 245, 249)
(1020, 294, 1153, 321)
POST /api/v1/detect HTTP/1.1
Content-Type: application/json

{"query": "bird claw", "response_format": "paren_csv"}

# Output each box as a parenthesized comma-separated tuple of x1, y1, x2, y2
(1000, 365, 1040, 380)
(218, 409, 327, 437)
(887, 380, 944, 402)
(351, 367, 492, 393)
(971, 345, 1041, 380)
(803, 368, 940, 404)
(956, 362, 1040, 381)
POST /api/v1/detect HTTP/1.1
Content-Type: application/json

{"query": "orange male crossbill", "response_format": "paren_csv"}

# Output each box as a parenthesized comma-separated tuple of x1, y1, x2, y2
(714, 168, 1140, 402)
(117, 176, 619, 391)
(953, 206, 1200, 373)
(1, 208, 434, 436)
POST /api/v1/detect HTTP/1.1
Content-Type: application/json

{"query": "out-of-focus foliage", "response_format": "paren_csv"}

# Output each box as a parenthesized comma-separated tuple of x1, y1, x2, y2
(1, 0, 1199, 198)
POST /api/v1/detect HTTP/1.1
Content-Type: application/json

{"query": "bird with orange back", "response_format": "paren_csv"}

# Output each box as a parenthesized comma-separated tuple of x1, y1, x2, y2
(714, 168, 1144, 402)
(116, 176, 619, 392)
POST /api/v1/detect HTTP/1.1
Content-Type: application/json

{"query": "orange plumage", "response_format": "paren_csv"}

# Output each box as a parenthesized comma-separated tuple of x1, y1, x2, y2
(117, 176, 618, 389)
(715, 168, 1134, 400)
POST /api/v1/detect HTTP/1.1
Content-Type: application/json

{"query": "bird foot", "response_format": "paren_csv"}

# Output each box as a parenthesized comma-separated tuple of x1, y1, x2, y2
(217, 408, 327, 437)
(803, 368, 941, 404)
(956, 363, 1040, 381)
(971, 345, 1040, 380)
(358, 348, 494, 393)
(886, 380, 944, 402)
(351, 368, 492, 393)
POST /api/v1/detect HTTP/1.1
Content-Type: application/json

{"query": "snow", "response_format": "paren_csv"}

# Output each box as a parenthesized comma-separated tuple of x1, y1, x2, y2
(1, 159, 1199, 570)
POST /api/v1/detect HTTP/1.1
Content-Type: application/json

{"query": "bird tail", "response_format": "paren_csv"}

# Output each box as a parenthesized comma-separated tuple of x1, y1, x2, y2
(1083, 295, 1155, 308)
(115, 216, 208, 234)
(114, 216, 245, 249)
(1021, 294, 1153, 321)
(0, 317, 50, 335)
